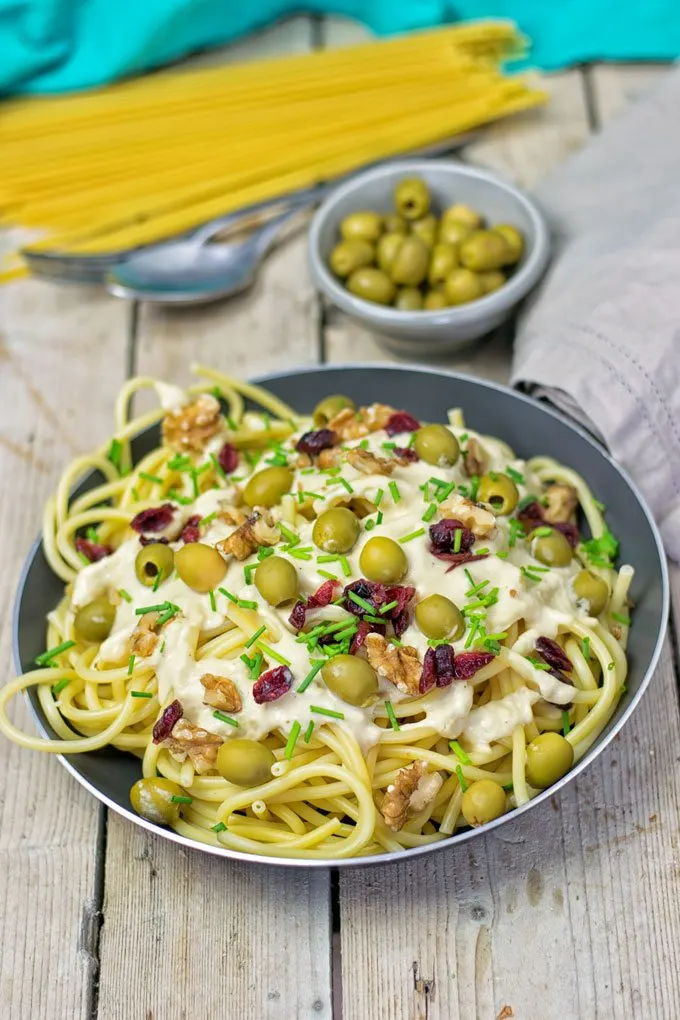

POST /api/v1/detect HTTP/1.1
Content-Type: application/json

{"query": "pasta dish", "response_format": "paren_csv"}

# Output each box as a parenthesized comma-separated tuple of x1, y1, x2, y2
(0, 366, 632, 859)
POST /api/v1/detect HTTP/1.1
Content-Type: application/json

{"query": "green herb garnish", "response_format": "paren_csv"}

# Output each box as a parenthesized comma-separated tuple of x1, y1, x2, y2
(213, 710, 239, 727)
(118, 588, 132, 603)
(506, 466, 525, 484)
(245, 625, 266, 649)
(384, 701, 400, 732)
(303, 721, 315, 743)
(35, 640, 76, 667)
(310, 705, 345, 720)
(611, 612, 631, 626)
(51, 678, 70, 696)
(449, 740, 471, 765)
(257, 642, 290, 666)
(127, 655, 135, 675)
(171, 795, 193, 804)
(455, 765, 468, 792)
(131, 691, 153, 699)
(388, 481, 401, 503)
(212, 822, 227, 833)
(399, 528, 425, 544)
(284, 721, 301, 760)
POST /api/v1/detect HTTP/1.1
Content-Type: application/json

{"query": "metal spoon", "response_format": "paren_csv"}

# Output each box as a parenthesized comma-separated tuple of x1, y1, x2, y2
(105, 189, 324, 305)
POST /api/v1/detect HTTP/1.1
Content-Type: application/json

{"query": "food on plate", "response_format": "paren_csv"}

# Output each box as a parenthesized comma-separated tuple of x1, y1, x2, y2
(0, 366, 632, 860)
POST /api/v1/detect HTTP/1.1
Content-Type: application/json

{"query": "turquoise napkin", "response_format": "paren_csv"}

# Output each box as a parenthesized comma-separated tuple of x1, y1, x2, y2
(1, 1, 679, 95)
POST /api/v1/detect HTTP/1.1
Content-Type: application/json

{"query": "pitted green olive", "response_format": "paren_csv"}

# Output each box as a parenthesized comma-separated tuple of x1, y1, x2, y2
(329, 239, 374, 279)
(243, 466, 294, 508)
(444, 267, 484, 305)
(313, 394, 355, 427)
(415, 594, 464, 641)
(216, 739, 276, 787)
(175, 542, 227, 592)
(442, 203, 483, 229)
(383, 213, 408, 235)
(413, 424, 460, 466)
(130, 777, 185, 825)
(394, 177, 430, 220)
(359, 536, 407, 583)
(573, 570, 609, 615)
(135, 542, 174, 588)
(477, 473, 519, 515)
(428, 242, 459, 287)
(525, 732, 574, 788)
(478, 270, 506, 294)
(347, 267, 396, 305)
(376, 232, 405, 274)
(529, 529, 573, 567)
(312, 507, 360, 554)
(461, 779, 506, 827)
(395, 286, 424, 311)
(339, 211, 382, 243)
(423, 289, 448, 310)
(321, 654, 379, 707)
(460, 230, 511, 271)
(439, 218, 473, 246)
(494, 224, 524, 264)
(74, 598, 116, 642)
(390, 236, 430, 287)
(254, 556, 299, 606)
(410, 213, 438, 248)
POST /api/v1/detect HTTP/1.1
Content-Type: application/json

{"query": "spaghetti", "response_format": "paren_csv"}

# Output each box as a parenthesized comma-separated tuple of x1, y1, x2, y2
(0, 366, 631, 859)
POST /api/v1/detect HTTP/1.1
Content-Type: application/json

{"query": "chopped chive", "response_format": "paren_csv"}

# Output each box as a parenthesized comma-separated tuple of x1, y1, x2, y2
(284, 721, 301, 760)
(348, 591, 375, 614)
(77, 552, 90, 565)
(209, 452, 228, 482)
(316, 554, 340, 564)
(135, 602, 168, 615)
(611, 612, 631, 625)
(160, 640, 166, 654)
(318, 569, 338, 581)
(131, 487, 141, 502)
(310, 705, 345, 720)
(235, 599, 256, 610)
(245, 625, 266, 649)
(302, 491, 324, 500)
(422, 503, 438, 523)
(118, 588, 132, 603)
(436, 481, 456, 503)
(218, 587, 238, 604)
(249, 652, 264, 680)
(364, 519, 376, 532)
(517, 494, 539, 512)
(189, 468, 199, 500)
(35, 640, 76, 666)
(506, 466, 525, 484)
(167, 490, 193, 506)
(453, 528, 462, 553)
(225, 415, 238, 431)
(496, 551, 509, 560)
(521, 567, 543, 583)
(212, 821, 227, 833)
(127, 655, 135, 675)
(376, 511, 383, 526)
(288, 548, 313, 561)
(484, 632, 507, 642)
(384, 701, 400, 732)
(379, 600, 399, 615)
(594, 499, 606, 512)
(374, 488, 385, 507)
(464, 621, 479, 649)
(449, 740, 471, 765)
(339, 556, 351, 578)
(581, 637, 591, 660)
(466, 579, 489, 597)
(297, 661, 324, 693)
(171, 794, 193, 804)
(503, 782, 514, 793)
(508, 518, 525, 547)
(338, 477, 354, 495)
(303, 720, 316, 743)
(389, 638, 402, 647)
(257, 546, 275, 561)
(51, 678, 70, 696)
(455, 765, 468, 792)
(131, 690, 153, 699)
(459, 432, 469, 442)
(532, 526, 553, 538)
(277, 523, 300, 546)
(107, 437, 123, 471)
(562, 710, 571, 736)
(244, 564, 257, 585)
(257, 642, 291, 666)
(140, 471, 163, 485)
(362, 614, 385, 625)
(382, 441, 397, 451)
(399, 528, 425, 544)
(208, 590, 217, 612)
(167, 453, 192, 471)
(213, 710, 239, 727)
(152, 571, 162, 593)
(388, 481, 401, 504)
(469, 475, 480, 501)
(464, 568, 475, 587)
(527, 656, 551, 671)
(85, 526, 98, 542)
(199, 512, 217, 527)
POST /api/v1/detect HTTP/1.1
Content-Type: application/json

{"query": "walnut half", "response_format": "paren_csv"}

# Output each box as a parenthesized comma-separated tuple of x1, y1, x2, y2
(543, 483, 578, 524)
(216, 509, 279, 561)
(346, 448, 395, 476)
(162, 394, 221, 453)
(381, 761, 444, 831)
(365, 633, 421, 696)
(440, 493, 497, 537)
(164, 719, 223, 774)
(200, 673, 242, 713)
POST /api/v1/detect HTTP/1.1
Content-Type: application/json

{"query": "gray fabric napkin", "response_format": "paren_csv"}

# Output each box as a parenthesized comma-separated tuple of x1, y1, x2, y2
(512, 67, 680, 560)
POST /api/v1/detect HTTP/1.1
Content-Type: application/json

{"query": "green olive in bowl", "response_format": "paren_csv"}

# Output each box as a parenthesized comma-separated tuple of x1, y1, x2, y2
(347, 267, 396, 305)
(395, 286, 424, 311)
(428, 242, 459, 288)
(329, 239, 374, 279)
(339, 211, 382, 243)
(394, 178, 430, 220)
(444, 268, 484, 306)
(460, 230, 511, 272)
(390, 236, 430, 287)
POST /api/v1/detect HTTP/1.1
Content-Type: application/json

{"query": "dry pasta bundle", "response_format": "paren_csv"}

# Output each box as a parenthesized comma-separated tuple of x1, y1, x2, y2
(0, 21, 545, 280)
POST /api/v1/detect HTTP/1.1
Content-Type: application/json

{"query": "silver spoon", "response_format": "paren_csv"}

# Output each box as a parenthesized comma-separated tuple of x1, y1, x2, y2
(105, 190, 324, 305)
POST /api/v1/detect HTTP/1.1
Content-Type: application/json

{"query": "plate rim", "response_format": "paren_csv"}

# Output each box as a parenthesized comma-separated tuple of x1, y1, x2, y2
(12, 362, 670, 869)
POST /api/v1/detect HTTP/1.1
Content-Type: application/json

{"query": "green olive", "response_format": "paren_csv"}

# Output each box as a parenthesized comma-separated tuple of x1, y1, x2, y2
(329, 239, 374, 279)
(313, 394, 355, 427)
(359, 536, 407, 583)
(175, 542, 227, 592)
(494, 224, 524, 264)
(428, 242, 459, 287)
(383, 213, 408, 235)
(410, 213, 439, 248)
(395, 286, 424, 311)
(461, 779, 506, 827)
(243, 466, 294, 508)
(478, 270, 506, 294)
(442, 203, 483, 229)
(573, 570, 609, 615)
(390, 236, 430, 287)
(321, 654, 379, 707)
(423, 289, 448, 311)
(529, 529, 573, 567)
(130, 777, 185, 826)
(74, 598, 116, 643)
(477, 472, 519, 515)
(254, 556, 299, 606)
(439, 219, 473, 246)
(134, 542, 175, 588)
(415, 594, 464, 641)
(347, 267, 396, 306)
(312, 507, 360, 553)
(525, 732, 574, 789)
(394, 177, 430, 220)
(216, 739, 276, 787)
(376, 232, 405, 274)
(460, 230, 511, 272)
(444, 267, 484, 305)
(339, 211, 383, 243)
(413, 424, 460, 466)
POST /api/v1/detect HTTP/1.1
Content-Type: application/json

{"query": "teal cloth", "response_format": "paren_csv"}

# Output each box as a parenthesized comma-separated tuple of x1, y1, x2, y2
(1, 1, 679, 95)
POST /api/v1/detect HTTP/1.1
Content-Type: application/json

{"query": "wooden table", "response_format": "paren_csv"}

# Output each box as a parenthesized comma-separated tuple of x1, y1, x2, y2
(1, 18, 678, 1020)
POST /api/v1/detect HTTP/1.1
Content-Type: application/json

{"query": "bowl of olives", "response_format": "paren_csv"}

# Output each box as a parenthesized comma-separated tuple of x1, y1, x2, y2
(308, 159, 550, 356)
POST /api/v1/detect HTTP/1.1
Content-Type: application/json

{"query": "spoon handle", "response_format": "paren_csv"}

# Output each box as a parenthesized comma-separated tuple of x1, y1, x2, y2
(192, 183, 328, 245)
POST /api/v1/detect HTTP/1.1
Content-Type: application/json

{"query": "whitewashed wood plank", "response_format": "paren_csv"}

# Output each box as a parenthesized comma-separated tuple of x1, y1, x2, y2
(98, 20, 334, 1020)
(589, 64, 671, 126)
(0, 247, 130, 1020)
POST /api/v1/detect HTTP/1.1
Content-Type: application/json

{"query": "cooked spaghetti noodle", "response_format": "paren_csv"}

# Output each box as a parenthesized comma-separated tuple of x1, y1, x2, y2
(0, 366, 631, 858)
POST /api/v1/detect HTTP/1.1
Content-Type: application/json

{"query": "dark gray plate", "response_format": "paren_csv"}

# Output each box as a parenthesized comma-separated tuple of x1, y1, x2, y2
(13, 365, 669, 868)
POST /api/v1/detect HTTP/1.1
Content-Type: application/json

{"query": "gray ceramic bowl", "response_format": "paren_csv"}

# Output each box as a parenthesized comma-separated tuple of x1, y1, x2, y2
(308, 160, 551, 357)
(13, 366, 668, 868)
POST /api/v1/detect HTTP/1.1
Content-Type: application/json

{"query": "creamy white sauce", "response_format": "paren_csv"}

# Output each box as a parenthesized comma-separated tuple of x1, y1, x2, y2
(71, 413, 591, 754)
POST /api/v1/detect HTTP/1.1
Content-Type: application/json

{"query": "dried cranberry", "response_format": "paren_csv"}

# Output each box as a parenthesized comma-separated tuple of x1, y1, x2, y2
(131, 504, 175, 534)
(253, 666, 293, 704)
(454, 651, 495, 680)
(296, 429, 337, 456)
(307, 579, 340, 609)
(517, 502, 580, 548)
(75, 536, 112, 562)
(434, 644, 455, 687)
(152, 699, 183, 743)
(517, 501, 544, 532)
(343, 579, 387, 616)
(180, 515, 201, 543)
(419, 649, 437, 694)
(139, 535, 169, 547)
(394, 446, 419, 462)
(429, 519, 475, 555)
(552, 521, 580, 547)
(217, 442, 238, 475)
(288, 601, 307, 631)
(350, 621, 371, 654)
(443, 551, 489, 572)
(385, 412, 421, 436)
(380, 584, 415, 637)
(536, 637, 572, 673)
